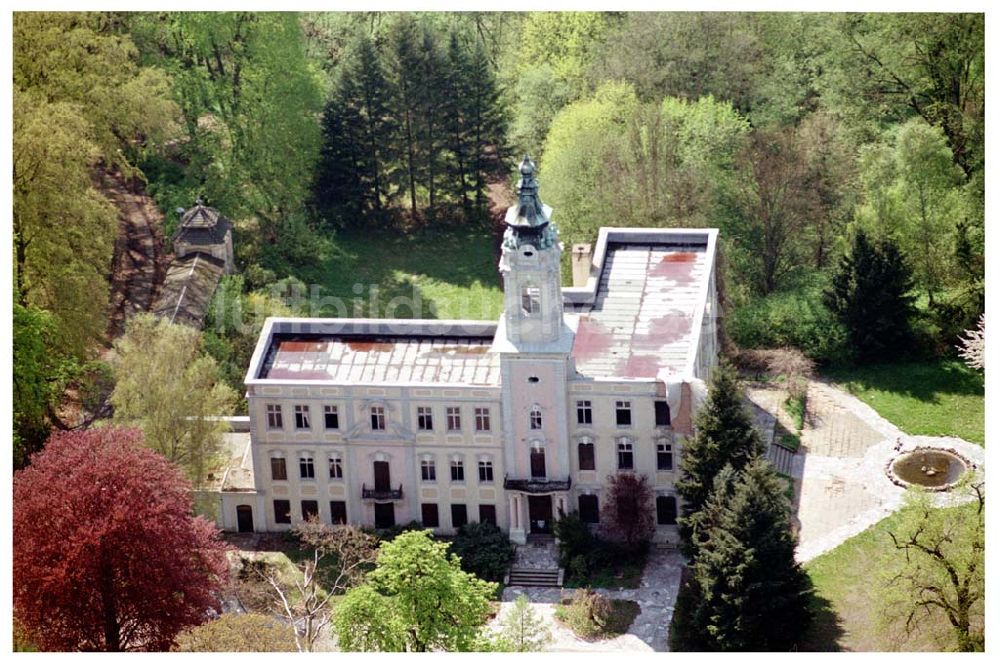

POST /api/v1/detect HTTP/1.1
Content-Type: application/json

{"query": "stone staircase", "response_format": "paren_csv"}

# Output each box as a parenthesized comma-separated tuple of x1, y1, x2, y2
(505, 535, 563, 588)
(767, 441, 797, 476)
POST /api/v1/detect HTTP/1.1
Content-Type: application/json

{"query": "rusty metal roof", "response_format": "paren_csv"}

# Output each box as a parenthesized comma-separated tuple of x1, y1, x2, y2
(259, 335, 500, 385)
(571, 242, 709, 380)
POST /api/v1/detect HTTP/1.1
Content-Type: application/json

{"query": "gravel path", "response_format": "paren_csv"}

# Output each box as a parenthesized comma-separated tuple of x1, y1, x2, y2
(498, 549, 684, 652)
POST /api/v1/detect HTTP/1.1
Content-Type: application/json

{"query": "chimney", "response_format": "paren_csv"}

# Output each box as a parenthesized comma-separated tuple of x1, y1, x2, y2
(571, 243, 592, 287)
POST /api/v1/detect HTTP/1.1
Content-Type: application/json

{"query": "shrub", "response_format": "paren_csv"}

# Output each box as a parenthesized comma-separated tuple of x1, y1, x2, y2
(727, 281, 849, 363)
(365, 520, 425, 543)
(553, 513, 642, 587)
(173, 614, 298, 652)
(448, 522, 515, 583)
(554, 589, 640, 640)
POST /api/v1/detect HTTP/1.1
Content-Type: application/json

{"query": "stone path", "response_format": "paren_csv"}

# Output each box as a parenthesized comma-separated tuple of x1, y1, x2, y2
(497, 549, 684, 652)
(792, 379, 985, 562)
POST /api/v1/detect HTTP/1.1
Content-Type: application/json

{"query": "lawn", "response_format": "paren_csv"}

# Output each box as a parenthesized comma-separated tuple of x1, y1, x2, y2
(296, 225, 504, 321)
(823, 359, 984, 446)
(802, 503, 980, 651)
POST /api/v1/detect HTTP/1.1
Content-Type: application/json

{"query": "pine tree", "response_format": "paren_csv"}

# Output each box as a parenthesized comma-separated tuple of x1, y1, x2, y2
(686, 459, 813, 651)
(416, 25, 446, 217)
(312, 89, 365, 228)
(387, 16, 422, 220)
(441, 31, 474, 213)
(463, 38, 508, 212)
(676, 362, 764, 557)
(823, 230, 917, 360)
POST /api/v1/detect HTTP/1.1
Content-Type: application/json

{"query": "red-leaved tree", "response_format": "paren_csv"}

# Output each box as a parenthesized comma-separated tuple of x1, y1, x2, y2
(13, 427, 230, 651)
(600, 472, 656, 551)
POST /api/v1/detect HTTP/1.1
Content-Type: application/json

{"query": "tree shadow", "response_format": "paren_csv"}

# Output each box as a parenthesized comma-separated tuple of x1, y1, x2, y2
(797, 591, 846, 651)
(822, 359, 984, 404)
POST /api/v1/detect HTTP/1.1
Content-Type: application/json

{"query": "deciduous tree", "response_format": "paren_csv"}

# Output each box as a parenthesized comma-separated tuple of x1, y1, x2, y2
(335, 530, 497, 652)
(881, 484, 985, 652)
(600, 472, 655, 552)
(495, 594, 551, 652)
(13, 427, 229, 651)
(173, 614, 298, 652)
(111, 314, 237, 486)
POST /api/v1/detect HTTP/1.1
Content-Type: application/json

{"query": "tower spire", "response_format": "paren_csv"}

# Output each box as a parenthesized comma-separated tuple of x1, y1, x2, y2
(503, 154, 557, 251)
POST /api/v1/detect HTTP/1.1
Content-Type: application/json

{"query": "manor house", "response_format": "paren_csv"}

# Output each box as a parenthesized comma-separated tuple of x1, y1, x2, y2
(218, 156, 719, 545)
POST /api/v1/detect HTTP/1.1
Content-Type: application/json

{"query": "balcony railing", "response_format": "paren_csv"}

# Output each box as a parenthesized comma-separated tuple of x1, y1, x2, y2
(361, 484, 403, 501)
(503, 476, 572, 493)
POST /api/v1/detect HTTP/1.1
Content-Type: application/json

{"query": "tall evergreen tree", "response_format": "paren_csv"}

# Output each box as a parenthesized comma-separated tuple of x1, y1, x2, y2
(387, 16, 423, 219)
(464, 38, 508, 211)
(313, 89, 365, 227)
(416, 25, 445, 216)
(823, 230, 917, 360)
(676, 362, 764, 558)
(441, 31, 475, 213)
(683, 459, 813, 651)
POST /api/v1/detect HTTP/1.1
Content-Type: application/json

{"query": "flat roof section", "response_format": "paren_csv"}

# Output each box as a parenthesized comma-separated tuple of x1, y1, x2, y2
(259, 334, 500, 385)
(571, 242, 709, 380)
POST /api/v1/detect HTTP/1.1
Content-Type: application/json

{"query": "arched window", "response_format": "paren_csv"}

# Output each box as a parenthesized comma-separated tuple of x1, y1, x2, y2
(616, 437, 633, 470)
(529, 406, 543, 430)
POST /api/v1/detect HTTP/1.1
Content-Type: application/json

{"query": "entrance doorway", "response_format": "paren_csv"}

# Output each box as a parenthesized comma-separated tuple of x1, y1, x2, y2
(527, 495, 553, 534)
(236, 505, 254, 533)
(374, 502, 395, 528)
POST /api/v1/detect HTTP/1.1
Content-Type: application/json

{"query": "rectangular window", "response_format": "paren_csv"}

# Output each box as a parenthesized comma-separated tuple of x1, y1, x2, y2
(273, 499, 291, 524)
(421, 459, 436, 482)
(451, 504, 468, 529)
(421, 503, 440, 528)
(294, 405, 310, 430)
(299, 456, 315, 479)
(417, 406, 433, 431)
(655, 400, 671, 427)
(266, 404, 283, 430)
(657, 496, 678, 525)
(329, 500, 347, 525)
(617, 440, 634, 470)
(446, 407, 461, 432)
(521, 286, 541, 315)
(328, 455, 343, 479)
(370, 406, 385, 431)
(474, 407, 491, 432)
(576, 400, 593, 425)
(579, 494, 599, 524)
(657, 442, 674, 471)
(478, 460, 494, 482)
(450, 459, 465, 482)
(324, 405, 339, 430)
(301, 500, 319, 521)
(616, 401, 632, 427)
(530, 408, 543, 430)
(270, 457, 287, 481)
(578, 441, 595, 471)
(479, 504, 497, 525)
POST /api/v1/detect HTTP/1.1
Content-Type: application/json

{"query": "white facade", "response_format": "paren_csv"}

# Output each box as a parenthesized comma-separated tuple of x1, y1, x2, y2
(219, 158, 719, 545)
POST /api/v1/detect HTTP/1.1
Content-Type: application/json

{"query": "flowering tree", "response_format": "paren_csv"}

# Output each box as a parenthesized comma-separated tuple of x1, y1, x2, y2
(13, 428, 230, 651)
(957, 314, 985, 371)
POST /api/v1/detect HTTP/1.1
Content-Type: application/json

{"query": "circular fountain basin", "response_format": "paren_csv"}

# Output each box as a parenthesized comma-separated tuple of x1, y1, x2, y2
(888, 447, 969, 491)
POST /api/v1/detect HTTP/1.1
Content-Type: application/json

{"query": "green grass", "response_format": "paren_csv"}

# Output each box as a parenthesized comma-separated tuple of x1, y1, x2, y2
(823, 359, 984, 446)
(295, 226, 503, 321)
(803, 504, 979, 651)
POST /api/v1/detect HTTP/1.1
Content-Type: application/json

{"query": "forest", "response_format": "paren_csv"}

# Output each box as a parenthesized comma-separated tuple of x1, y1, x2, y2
(12, 12, 985, 464)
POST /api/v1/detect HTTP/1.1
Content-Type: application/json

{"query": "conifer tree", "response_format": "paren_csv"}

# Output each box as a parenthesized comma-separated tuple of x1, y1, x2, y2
(313, 90, 365, 227)
(387, 16, 423, 219)
(464, 38, 508, 211)
(824, 230, 917, 360)
(676, 362, 764, 557)
(416, 25, 445, 215)
(686, 459, 813, 651)
(441, 31, 474, 212)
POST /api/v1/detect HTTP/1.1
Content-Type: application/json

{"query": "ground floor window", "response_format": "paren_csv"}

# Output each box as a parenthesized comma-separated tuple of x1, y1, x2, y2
(330, 501, 347, 525)
(479, 504, 497, 525)
(451, 504, 468, 529)
(273, 499, 291, 524)
(656, 495, 678, 525)
(422, 503, 440, 528)
(579, 494, 599, 524)
(301, 500, 319, 521)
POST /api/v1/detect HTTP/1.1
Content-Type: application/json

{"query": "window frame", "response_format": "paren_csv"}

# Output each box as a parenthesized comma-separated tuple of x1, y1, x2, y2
(451, 503, 469, 529)
(529, 406, 543, 430)
(301, 499, 319, 521)
(328, 455, 344, 480)
(294, 404, 311, 430)
(324, 405, 339, 430)
(474, 407, 491, 432)
(615, 400, 632, 427)
(421, 458, 437, 482)
(273, 499, 291, 524)
(417, 406, 434, 431)
(577, 440, 596, 471)
(266, 403, 283, 430)
(446, 406, 462, 432)
(521, 285, 541, 315)
(657, 495, 678, 525)
(299, 455, 316, 480)
(421, 503, 440, 528)
(654, 400, 671, 427)
(270, 456, 288, 481)
(450, 457, 465, 482)
(478, 459, 494, 483)
(656, 441, 674, 471)
(370, 405, 386, 431)
(579, 494, 600, 524)
(617, 438, 634, 470)
(576, 400, 593, 425)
